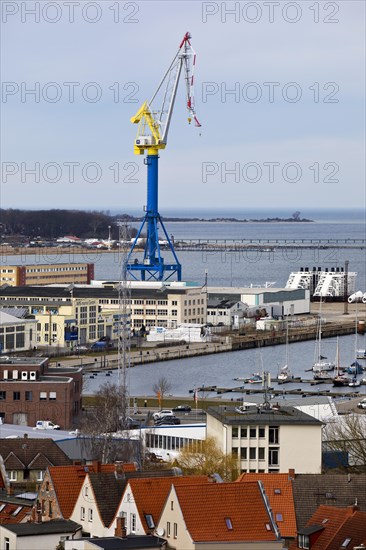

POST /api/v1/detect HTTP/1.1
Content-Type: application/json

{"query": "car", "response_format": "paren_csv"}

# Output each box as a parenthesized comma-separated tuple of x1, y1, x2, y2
(153, 409, 174, 420)
(172, 404, 192, 412)
(155, 415, 181, 426)
(357, 398, 366, 409)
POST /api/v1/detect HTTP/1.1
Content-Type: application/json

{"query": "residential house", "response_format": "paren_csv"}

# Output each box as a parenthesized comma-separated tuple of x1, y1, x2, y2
(289, 505, 366, 550)
(0, 490, 35, 525)
(157, 481, 285, 549)
(69, 467, 128, 537)
(237, 471, 297, 544)
(206, 404, 323, 473)
(0, 519, 81, 550)
(64, 533, 167, 550)
(36, 462, 136, 522)
(291, 473, 366, 531)
(112, 475, 211, 537)
(0, 435, 71, 490)
(0, 356, 82, 428)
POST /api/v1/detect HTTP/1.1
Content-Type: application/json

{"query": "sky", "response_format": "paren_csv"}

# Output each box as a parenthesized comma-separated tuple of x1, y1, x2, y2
(1, 0, 365, 213)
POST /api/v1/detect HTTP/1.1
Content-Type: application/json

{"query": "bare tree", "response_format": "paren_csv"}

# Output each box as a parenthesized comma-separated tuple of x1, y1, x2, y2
(80, 383, 136, 463)
(323, 414, 366, 472)
(174, 436, 239, 481)
(153, 376, 172, 409)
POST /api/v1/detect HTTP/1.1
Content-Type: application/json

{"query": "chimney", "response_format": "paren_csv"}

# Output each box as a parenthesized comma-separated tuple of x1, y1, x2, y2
(115, 516, 127, 538)
(92, 460, 101, 473)
(288, 468, 295, 480)
(23, 433, 28, 439)
(114, 461, 125, 480)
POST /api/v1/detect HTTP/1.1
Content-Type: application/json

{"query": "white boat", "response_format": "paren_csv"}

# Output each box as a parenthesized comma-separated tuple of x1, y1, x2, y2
(333, 338, 351, 387)
(313, 370, 332, 380)
(312, 300, 335, 372)
(356, 349, 366, 360)
(349, 378, 361, 387)
(248, 372, 262, 384)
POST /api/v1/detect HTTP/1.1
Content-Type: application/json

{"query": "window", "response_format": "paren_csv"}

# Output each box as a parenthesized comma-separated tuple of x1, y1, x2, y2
(258, 448, 265, 460)
(145, 514, 155, 529)
(249, 427, 256, 438)
(341, 539, 351, 548)
(37, 470, 44, 481)
(232, 427, 238, 438)
(167, 521, 171, 537)
(25, 391, 32, 401)
(240, 448, 247, 459)
(88, 508, 93, 522)
(173, 523, 178, 538)
(225, 518, 233, 530)
(259, 427, 265, 438)
(0, 391, 6, 400)
(4, 537, 9, 550)
(298, 534, 310, 549)
(80, 507, 85, 521)
(9, 471, 17, 481)
(232, 447, 238, 458)
(240, 427, 247, 438)
(13, 391, 20, 401)
(49, 392, 56, 400)
(40, 391, 47, 401)
(48, 501, 52, 518)
(130, 513, 136, 533)
(269, 426, 279, 444)
(269, 448, 279, 466)
(170, 500, 174, 510)
(276, 513, 283, 522)
(249, 448, 256, 459)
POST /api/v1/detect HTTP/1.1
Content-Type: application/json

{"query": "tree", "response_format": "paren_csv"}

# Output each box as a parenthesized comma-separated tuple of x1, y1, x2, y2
(323, 414, 366, 472)
(153, 376, 172, 409)
(80, 382, 137, 463)
(173, 436, 239, 481)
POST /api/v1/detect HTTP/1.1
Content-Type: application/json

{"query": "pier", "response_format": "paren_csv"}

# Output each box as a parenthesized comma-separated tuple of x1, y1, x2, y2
(174, 238, 365, 252)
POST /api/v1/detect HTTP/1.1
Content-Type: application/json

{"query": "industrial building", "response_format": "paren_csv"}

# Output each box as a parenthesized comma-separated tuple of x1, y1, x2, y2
(0, 263, 94, 287)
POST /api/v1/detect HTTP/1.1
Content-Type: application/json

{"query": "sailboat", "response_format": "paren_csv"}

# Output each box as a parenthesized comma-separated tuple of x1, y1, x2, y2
(333, 338, 350, 387)
(278, 317, 294, 382)
(312, 299, 335, 372)
(346, 308, 364, 375)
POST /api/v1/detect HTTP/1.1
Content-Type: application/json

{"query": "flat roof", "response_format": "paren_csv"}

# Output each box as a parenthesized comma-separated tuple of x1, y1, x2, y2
(2, 519, 81, 536)
(207, 404, 323, 426)
(0, 356, 47, 367)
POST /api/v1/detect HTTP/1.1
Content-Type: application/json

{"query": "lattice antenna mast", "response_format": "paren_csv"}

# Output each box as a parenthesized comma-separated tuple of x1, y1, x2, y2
(116, 220, 131, 425)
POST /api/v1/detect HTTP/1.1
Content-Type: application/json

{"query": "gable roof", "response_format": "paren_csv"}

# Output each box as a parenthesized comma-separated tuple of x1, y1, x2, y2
(289, 505, 366, 550)
(1, 438, 71, 469)
(125, 475, 211, 532)
(236, 472, 297, 538)
(292, 474, 366, 530)
(173, 481, 279, 542)
(48, 462, 135, 519)
(89, 472, 126, 527)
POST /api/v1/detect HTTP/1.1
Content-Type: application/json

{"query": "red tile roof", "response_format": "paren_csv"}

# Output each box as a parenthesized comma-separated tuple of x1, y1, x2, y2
(237, 472, 297, 538)
(125, 475, 210, 532)
(0, 500, 33, 524)
(174, 481, 279, 542)
(289, 505, 366, 550)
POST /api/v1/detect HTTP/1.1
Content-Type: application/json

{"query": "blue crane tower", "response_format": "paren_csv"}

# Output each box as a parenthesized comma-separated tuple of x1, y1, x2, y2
(126, 32, 201, 281)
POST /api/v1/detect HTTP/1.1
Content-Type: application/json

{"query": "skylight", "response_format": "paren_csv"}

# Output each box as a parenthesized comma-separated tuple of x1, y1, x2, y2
(0, 504, 6, 512)
(274, 488, 281, 494)
(276, 513, 283, 522)
(145, 514, 155, 529)
(12, 506, 23, 516)
(342, 539, 352, 548)
(225, 518, 233, 530)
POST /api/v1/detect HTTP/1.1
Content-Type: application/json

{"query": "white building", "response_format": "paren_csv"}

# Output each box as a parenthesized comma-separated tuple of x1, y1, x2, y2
(0, 311, 37, 353)
(208, 287, 310, 316)
(206, 404, 323, 474)
(0, 520, 81, 550)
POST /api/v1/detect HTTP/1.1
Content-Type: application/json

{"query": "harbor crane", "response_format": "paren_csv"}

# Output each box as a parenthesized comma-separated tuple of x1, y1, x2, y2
(126, 32, 201, 281)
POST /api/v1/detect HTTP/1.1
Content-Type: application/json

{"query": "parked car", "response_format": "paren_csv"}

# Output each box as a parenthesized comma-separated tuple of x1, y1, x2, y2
(357, 398, 366, 409)
(172, 404, 192, 412)
(155, 415, 181, 426)
(34, 420, 60, 430)
(153, 409, 174, 420)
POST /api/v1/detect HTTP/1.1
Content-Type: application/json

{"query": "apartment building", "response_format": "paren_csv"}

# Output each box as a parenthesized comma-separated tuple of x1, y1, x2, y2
(0, 356, 82, 428)
(0, 263, 94, 286)
(206, 404, 323, 474)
